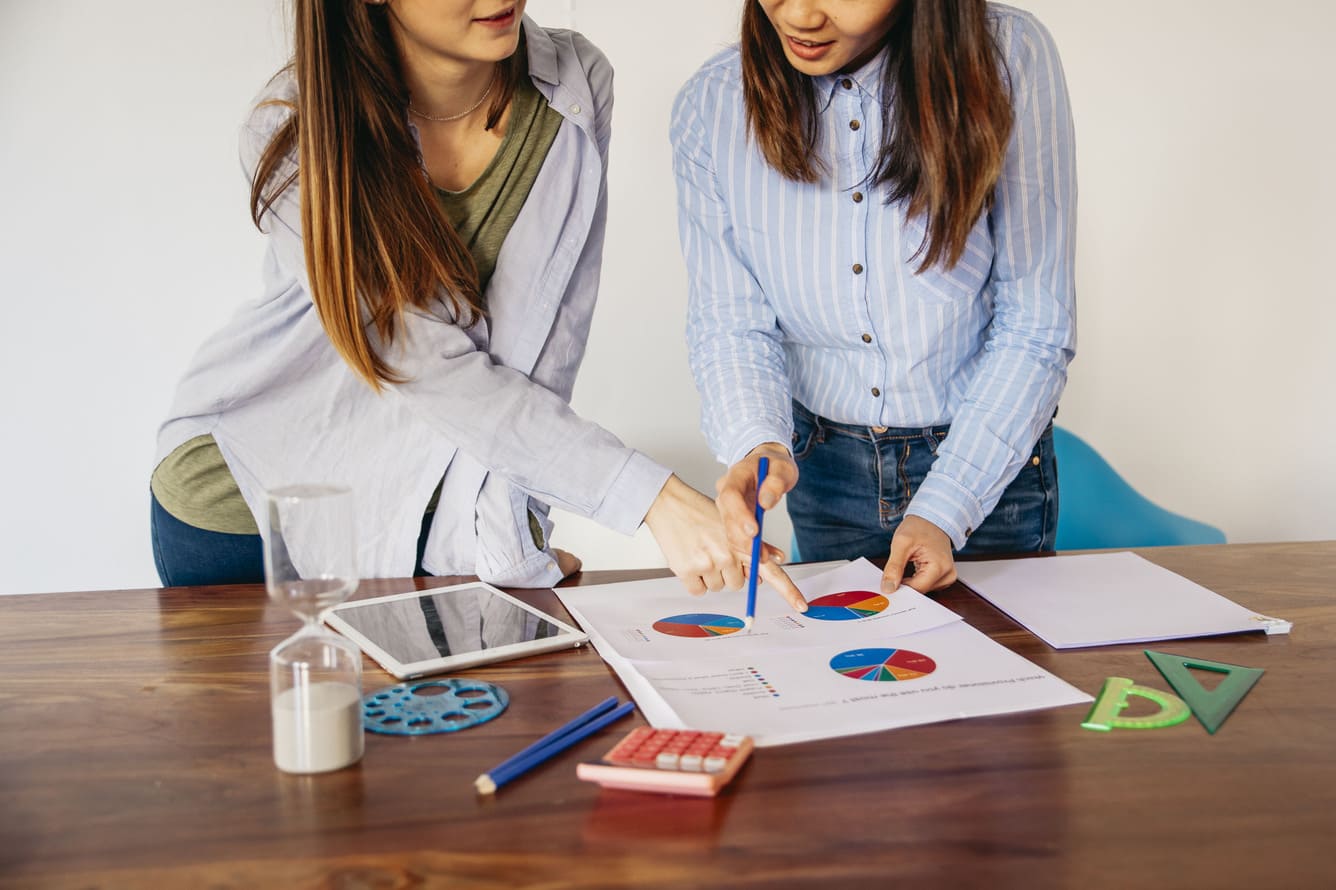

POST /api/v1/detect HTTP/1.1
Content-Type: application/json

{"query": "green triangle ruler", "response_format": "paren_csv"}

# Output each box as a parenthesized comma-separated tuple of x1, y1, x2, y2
(1144, 650, 1264, 734)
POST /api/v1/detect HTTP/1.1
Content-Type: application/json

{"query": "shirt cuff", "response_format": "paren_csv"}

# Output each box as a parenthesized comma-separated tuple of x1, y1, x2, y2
(588, 450, 673, 536)
(723, 420, 795, 468)
(906, 472, 985, 551)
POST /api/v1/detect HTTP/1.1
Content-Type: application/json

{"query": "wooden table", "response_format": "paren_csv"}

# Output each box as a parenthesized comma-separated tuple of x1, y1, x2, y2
(2, 542, 1334, 889)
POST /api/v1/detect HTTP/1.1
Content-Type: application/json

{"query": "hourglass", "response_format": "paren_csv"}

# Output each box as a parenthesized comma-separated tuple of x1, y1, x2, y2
(265, 484, 365, 774)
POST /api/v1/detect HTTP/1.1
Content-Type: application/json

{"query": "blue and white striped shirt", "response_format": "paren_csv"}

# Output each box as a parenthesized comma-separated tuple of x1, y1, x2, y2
(671, 4, 1076, 548)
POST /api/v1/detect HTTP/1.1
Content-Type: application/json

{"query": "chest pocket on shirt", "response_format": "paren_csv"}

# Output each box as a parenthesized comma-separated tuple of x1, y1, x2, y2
(901, 213, 992, 304)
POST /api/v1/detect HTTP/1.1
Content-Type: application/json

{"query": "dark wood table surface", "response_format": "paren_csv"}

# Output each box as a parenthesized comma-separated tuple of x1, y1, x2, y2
(2, 542, 1334, 889)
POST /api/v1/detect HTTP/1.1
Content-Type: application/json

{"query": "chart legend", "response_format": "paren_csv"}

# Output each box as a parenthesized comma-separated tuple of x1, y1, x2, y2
(748, 666, 779, 697)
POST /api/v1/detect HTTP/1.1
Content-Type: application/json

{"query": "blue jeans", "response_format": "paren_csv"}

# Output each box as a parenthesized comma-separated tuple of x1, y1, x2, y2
(150, 492, 433, 587)
(786, 401, 1058, 562)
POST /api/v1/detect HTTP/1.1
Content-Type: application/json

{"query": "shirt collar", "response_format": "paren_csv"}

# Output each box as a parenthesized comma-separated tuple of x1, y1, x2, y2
(812, 45, 889, 112)
(522, 16, 559, 86)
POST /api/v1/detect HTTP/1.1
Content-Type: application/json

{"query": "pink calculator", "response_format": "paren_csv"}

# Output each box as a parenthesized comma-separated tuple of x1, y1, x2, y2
(576, 727, 754, 797)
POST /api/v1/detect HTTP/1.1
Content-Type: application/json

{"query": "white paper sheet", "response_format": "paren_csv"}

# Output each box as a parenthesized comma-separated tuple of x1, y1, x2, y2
(633, 621, 1092, 746)
(955, 551, 1292, 649)
(558, 559, 962, 663)
(557, 560, 1092, 746)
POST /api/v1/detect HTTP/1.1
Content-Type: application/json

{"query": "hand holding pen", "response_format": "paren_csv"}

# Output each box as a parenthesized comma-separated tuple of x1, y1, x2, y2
(716, 444, 807, 615)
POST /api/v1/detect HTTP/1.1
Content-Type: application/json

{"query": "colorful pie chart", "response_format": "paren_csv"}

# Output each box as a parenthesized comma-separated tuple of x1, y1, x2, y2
(830, 647, 937, 681)
(804, 589, 890, 621)
(652, 613, 746, 638)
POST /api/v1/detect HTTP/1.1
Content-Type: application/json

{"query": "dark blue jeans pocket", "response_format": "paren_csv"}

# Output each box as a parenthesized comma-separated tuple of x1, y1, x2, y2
(790, 403, 823, 461)
(959, 426, 1058, 555)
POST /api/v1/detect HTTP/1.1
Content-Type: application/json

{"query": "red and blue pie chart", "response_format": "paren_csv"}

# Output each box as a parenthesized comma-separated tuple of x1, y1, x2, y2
(804, 590, 890, 621)
(830, 647, 936, 681)
(652, 613, 746, 638)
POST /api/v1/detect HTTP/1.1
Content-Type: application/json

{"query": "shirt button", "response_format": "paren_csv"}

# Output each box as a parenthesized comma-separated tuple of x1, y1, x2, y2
(871, 387, 881, 397)
(861, 333, 872, 343)
(965, 527, 974, 537)
(841, 78, 853, 90)
(852, 263, 864, 274)
(849, 120, 861, 131)
(852, 191, 864, 203)
(569, 104, 582, 115)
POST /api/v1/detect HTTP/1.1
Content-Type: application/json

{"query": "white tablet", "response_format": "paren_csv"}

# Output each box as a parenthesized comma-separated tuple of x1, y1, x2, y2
(325, 581, 588, 679)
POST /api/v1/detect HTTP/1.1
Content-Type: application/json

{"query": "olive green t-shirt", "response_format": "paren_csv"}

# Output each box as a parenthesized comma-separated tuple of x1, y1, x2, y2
(433, 65, 564, 292)
(152, 70, 564, 535)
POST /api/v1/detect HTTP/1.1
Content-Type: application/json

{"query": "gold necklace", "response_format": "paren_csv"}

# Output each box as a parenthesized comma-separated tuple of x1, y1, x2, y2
(408, 68, 497, 123)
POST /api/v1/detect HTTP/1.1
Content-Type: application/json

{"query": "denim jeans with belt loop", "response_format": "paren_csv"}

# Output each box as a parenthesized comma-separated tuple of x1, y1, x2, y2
(785, 400, 1058, 564)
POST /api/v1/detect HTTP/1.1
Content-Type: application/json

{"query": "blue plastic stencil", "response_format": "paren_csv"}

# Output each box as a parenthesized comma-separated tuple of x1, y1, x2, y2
(362, 679, 509, 736)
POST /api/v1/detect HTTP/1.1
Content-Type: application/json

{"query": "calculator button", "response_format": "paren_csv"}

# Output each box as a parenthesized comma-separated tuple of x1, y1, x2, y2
(656, 752, 680, 770)
(721, 734, 746, 747)
(678, 754, 703, 772)
(703, 756, 727, 773)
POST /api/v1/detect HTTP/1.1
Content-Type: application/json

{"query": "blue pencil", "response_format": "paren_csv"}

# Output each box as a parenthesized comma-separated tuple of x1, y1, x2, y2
(474, 700, 636, 794)
(744, 456, 770, 630)
(483, 695, 618, 780)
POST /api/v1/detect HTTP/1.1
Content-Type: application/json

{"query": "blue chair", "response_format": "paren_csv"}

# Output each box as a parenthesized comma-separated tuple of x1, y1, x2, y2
(1052, 426, 1225, 550)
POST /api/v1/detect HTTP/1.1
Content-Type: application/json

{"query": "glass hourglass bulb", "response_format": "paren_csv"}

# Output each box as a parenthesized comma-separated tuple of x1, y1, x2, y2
(264, 485, 364, 774)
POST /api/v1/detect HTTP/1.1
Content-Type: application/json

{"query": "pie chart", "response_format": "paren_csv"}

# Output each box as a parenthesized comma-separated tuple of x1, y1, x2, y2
(830, 647, 936, 681)
(804, 590, 890, 621)
(652, 613, 746, 638)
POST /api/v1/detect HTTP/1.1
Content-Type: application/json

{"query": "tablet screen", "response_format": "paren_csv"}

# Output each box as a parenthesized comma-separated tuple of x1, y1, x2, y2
(332, 584, 572, 667)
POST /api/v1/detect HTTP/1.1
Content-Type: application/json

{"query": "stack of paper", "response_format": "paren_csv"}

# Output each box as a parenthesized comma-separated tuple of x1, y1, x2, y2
(955, 551, 1292, 649)
(556, 560, 1091, 747)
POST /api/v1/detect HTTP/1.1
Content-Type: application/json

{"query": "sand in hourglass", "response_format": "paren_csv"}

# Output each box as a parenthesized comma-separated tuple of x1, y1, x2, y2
(272, 681, 364, 773)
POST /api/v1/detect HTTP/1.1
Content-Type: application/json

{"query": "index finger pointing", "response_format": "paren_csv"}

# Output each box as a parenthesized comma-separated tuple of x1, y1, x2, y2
(758, 560, 808, 613)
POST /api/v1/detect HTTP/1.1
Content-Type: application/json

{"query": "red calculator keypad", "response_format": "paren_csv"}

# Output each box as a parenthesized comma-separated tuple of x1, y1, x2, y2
(578, 727, 754, 796)
(602, 727, 745, 774)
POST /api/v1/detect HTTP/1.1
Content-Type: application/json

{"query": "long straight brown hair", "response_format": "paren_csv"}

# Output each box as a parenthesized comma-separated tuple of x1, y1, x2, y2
(741, 0, 1012, 272)
(250, 1, 522, 390)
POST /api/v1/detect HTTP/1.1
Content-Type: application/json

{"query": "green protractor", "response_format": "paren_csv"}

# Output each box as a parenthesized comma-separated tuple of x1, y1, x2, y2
(1081, 677, 1191, 732)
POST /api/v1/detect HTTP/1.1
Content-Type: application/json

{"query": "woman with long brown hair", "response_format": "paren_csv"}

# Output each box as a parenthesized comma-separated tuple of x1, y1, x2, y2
(672, 1, 1077, 595)
(151, 0, 803, 606)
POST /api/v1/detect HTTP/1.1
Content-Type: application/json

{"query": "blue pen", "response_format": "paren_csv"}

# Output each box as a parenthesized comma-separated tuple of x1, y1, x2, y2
(475, 700, 637, 794)
(744, 456, 769, 630)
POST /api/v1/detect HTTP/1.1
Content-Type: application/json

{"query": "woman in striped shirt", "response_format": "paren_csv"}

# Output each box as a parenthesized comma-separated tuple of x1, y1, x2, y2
(672, 1, 1076, 596)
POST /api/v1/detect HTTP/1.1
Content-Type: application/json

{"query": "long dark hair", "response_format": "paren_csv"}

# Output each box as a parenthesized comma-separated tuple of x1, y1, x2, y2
(741, 0, 1012, 272)
(249, 1, 522, 389)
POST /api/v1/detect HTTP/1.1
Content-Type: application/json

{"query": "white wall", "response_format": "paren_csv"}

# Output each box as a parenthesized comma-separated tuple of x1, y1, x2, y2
(2, 1, 1332, 594)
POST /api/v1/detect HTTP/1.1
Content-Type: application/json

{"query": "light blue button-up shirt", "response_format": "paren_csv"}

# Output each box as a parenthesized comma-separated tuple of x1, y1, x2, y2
(671, 4, 1077, 548)
(157, 22, 670, 586)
